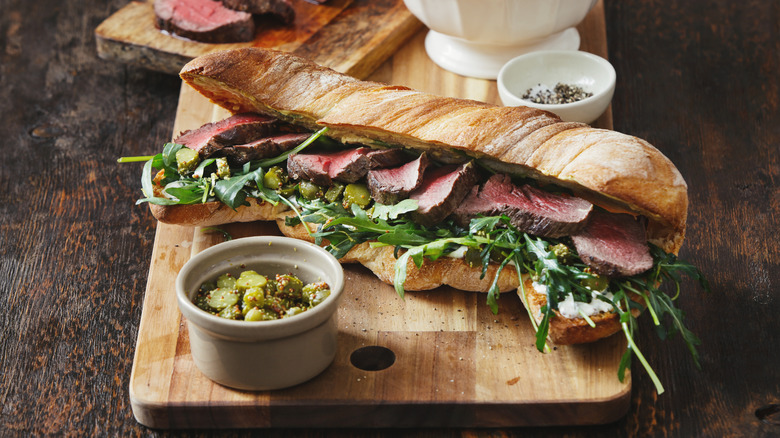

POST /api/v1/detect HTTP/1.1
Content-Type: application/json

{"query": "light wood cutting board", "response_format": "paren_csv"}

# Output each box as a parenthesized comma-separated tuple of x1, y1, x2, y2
(96, 0, 422, 78)
(129, 1, 628, 429)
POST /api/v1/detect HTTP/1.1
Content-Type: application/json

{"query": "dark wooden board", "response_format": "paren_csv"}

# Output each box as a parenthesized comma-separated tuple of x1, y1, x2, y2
(95, 0, 422, 78)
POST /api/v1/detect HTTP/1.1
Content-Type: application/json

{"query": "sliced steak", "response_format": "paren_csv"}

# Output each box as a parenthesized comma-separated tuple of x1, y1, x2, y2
(452, 174, 593, 238)
(154, 0, 256, 43)
(174, 113, 278, 158)
(367, 153, 430, 205)
(287, 148, 370, 186)
(366, 148, 408, 169)
(571, 210, 653, 277)
(409, 161, 478, 226)
(221, 0, 295, 24)
(220, 132, 310, 165)
(287, 153, 330, 186)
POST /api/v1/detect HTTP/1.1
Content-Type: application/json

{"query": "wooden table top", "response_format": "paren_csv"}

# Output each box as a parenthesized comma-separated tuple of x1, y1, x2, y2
(1, 0, 778, 436)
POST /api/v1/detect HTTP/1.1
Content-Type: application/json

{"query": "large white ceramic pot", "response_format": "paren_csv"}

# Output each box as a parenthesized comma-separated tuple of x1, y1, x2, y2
(404, 0, 598, 79)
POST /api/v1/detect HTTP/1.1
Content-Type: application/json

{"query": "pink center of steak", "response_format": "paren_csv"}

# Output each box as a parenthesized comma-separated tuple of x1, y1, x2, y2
(175, 113, 278, 158)
(452, 174, 592, 238)
(286, 148, 371, 186)
(571, 210, 653, 277)
(158, 0, 251, 29)
(409, 161, 478, 226)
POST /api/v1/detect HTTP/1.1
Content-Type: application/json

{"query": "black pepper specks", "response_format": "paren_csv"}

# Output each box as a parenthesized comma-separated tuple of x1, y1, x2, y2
(522, 83, 593, 104)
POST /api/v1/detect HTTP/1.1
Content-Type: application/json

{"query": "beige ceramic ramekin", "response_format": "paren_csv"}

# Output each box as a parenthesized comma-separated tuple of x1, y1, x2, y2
(176, 236, 345, 391)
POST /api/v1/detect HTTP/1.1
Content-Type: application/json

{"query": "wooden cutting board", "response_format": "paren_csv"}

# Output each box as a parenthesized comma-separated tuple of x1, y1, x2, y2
(129, 1, 628, 429)
(95, 0, 422, 78)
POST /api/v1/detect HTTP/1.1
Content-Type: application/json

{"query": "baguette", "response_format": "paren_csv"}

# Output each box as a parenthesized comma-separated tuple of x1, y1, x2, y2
(143, 48, 700, 349)
(178, 48, 687, 255)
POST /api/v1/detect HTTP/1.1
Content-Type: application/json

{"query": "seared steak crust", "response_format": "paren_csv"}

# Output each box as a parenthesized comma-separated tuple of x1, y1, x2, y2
(367, 153, 429, 205)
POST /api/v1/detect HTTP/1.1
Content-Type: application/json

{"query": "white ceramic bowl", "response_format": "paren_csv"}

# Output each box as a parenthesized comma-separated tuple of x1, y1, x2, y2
(176, 236, 345, 391)
(497, 50, 616, 124)
(403, 0, 598, 79)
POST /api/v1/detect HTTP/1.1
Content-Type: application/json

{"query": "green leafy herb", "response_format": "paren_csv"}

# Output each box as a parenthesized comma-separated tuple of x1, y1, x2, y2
(124, 128, 328, 208)
(290, 193, 708, 394)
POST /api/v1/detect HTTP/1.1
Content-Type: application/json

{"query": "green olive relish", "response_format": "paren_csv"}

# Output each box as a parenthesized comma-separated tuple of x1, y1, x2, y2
(194, 270, 331, 321)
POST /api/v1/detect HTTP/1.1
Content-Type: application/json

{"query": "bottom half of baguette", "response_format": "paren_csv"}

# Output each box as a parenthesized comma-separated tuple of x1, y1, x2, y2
(152, 198, 635, 345)
(279, 218, 633, 345)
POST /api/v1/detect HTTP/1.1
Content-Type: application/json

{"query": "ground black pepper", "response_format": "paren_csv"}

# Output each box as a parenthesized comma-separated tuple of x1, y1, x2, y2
(522, 83, 593, 104)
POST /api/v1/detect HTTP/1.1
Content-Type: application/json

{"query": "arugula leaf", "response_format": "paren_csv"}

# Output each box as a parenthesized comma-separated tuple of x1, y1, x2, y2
(213, 167, 265, 209)
(193, 158, 216, 179)
(376, 228, 431, 247)
(140, 157, 158, 200)
(161, 142, 183, 168)
(371, 199, 418, 220)
(393, 247, 423, 298)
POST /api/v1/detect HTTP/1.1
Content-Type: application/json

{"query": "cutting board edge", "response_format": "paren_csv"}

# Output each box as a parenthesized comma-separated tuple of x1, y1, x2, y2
(130, 387, 632, 429)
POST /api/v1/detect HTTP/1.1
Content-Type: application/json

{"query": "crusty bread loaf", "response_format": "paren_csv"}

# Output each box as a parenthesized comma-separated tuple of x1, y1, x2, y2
(148, 197, 280, 227)
(178, 47, 687, 255)
(147, 47, 691, 345)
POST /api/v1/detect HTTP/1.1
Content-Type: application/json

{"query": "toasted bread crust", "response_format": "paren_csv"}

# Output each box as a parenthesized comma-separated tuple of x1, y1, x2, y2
(178, 48, 688, 254)
(274, 217, 520, 293)
(148, 197, 282, 227)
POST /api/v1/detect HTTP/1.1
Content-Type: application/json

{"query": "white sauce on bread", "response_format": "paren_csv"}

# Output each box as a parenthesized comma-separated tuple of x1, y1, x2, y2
(533, 282, 614, 319)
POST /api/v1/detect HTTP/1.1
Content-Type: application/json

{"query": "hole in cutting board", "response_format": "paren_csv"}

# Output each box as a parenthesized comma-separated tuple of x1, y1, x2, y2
(350, 346, 396, 371)
(756, 404, 780, 426)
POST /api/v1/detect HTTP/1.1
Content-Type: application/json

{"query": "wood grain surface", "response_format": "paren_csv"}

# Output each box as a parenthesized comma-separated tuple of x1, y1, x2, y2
(1, 0, 779, 436)
(95, 0, 422, 78)
(127, 8, 631, 422)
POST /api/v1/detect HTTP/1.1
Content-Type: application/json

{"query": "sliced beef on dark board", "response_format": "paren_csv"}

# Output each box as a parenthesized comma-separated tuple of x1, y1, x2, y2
(221, 0, 295, 24)
(571, 210, 653, 277)
(452, 174, 593, 238)
(174, 113, 278, 158)
(367, 153, 429, 205)
(366, 148, 408, 169)
(286, 148, 371, 186)
(220, 132, 311, 165)
(409, 161, 479, 226)
(154, 0, 256, 43)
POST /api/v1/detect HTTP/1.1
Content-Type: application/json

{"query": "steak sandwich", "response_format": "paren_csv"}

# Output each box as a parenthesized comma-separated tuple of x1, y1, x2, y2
(134, 48, 707, 392)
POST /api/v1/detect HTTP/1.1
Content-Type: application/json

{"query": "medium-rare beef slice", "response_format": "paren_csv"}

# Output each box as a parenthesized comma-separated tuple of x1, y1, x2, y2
(154, 0, 256, 43)
(571, 210, 653, 277)
(410, 161, 478, 226)
(452, 174, 593, 238)
(175, 113, 277, 158)
(221, 0, 295, 24)
(366, 148, 408, 169)
(287, 148, 370, 186)
(326, 148, 371, 182)
(367, 153, 429, 205)
(220, 132, 310, 164)
(287, 153, 331, 186)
